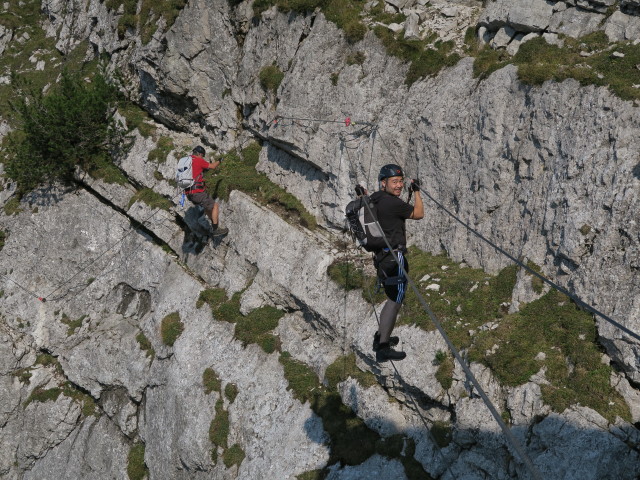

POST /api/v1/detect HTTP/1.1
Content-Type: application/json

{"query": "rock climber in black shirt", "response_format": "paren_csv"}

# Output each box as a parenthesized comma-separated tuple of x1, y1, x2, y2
(370, 164, 424, 361)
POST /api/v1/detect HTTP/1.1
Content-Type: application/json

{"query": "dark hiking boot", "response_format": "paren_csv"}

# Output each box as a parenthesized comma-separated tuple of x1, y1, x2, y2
(210, 226, 229, 237)
(373, 332, 399, 351)
(376, 344, 406, 362)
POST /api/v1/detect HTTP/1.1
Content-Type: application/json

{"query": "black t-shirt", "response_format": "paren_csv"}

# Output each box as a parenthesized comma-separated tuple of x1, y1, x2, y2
(370, 190, 414, 248)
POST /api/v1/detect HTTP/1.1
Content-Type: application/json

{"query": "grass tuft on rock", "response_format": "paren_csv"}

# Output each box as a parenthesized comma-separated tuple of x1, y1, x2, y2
(474, 32, 640, 101)
(223, 443, 246, 468)
(327, 260, 369, 291)
(127, 187, 172, 211)
(225, 383, 239, 403)
(207, 142, 317, 229)
(148, 136, 174, 163)
(60, 313, 86, 336)
(136, 331, 155, 359)
(198, 287, 284, 353)
(279, 351, 432, 477)
(259, 64, 285, 93)
(209, 398, 230, 449)
(160, 311, 184, 346)
(127, 443, 148, 480)
(203, 367, 221, 395)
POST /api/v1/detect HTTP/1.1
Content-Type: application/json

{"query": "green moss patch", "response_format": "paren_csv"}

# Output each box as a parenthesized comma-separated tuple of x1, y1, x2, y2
(160, 311, 184, 346)
(469, 289, 630, 422)
(325, 353, 378, 390)
(136, 331, 155, 359)
(0, 229, 6, 250)
(474, 32, 640, 101)
(398, 247, 516, 350)
(209, 398, 230, 449)
(374, 26, 461, 85)
(327, 260, 369, 291)
(127, 187, 172, 211)
(434, 352, 454, 391)
(60, 313, 86, 336)
(208, 142, 317, 229)
(23, 386, 62, 407)
(127, 443, 149, 480)
(259, 65, 284, 93)
(223, 443, 246, 468)
(253, 0, 367, 44)
(225, 383, 239, 403)
(203, 367, 221, 395)
(198, 287, 283, 354)
(279, 352, 431, 478)
(148, 136, 174, 163)
(3, 198, 23, 216)
(22, 380, 96, 416)
(105, 0, 187, 44)
(118, 102, 157, 138)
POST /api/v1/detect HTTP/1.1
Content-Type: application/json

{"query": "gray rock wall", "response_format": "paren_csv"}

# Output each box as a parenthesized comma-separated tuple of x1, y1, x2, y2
(0, 0, 638, 478)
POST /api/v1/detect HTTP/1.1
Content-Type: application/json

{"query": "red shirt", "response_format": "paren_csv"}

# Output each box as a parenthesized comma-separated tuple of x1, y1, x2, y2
(186, 155, 211, 194)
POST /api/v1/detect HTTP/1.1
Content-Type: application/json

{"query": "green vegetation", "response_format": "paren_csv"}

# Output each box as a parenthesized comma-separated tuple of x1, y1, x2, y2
(23, 386, 62, 407)
(259, 64, 285, 94)
(434, 352, 454, 390)
(430, 421, 452, 448)
(12, 368, 32, 384)
(324, 353, 377, 389)
(160, 311, 184, 346)
(23, 381, 97, 416)
(398, 247, 517, 350)
(223, 443, 246, 468)
(60, 313, 87, 336)
(280, 352, 431, 478)
(105, 0, 187, 44)
(204, 369, 243, 466)
(203, 367, 222, 394)
(118, 102, 157, 138)
(5, 70, 128, 194)
(253, 0, 367, 43)
(398, 247, 629, 422)
(328, 245, 627, 422)
(127, 443, 149, 480)
(148, 136, 174, 163)
(136, 331, 155, 359)
(197, 287, 284, 353)
(127, 187, 173, 211)
(470, 289, 630, 422)
(327, 260, 369, 291)
(209, 398, 230, 449)
(3, 198, 23, 216)
(374, 27, 461, 85)
(206, 142, 317, 229)
(0, 230, 6, 250)
(525, 260, 545, 294)
(474, 32, 640, 101)
(225, 383, 239, 403)
(346, 51, 366, 65)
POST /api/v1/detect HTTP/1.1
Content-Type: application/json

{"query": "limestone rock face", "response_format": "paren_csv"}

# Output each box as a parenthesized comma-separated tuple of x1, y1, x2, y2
(0, 0, 639, 478)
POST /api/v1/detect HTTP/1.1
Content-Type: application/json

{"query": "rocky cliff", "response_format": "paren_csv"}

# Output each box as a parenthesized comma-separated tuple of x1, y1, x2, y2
(1, 0, 639, 479)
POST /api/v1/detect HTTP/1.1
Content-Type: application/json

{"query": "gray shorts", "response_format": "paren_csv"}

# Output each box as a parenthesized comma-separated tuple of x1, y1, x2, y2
(187, 192, 215, 215)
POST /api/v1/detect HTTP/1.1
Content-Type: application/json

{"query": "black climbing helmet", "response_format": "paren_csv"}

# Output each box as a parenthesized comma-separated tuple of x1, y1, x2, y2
(378, 164, 404, 182)
(193, 145, 206, 156)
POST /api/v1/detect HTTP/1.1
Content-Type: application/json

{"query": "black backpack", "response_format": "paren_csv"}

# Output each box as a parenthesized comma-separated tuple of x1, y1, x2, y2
(345, 193, 386, 252)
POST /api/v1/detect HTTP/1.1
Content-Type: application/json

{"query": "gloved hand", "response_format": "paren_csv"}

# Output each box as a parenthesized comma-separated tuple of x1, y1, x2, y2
(410, 178, 421, 192)
(355, 184, 366, 196)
